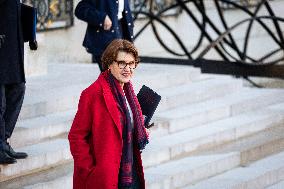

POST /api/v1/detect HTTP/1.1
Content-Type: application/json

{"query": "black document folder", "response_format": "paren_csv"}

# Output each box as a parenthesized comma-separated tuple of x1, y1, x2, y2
(21, 3, 37, 43)
(137, 85, 161, 128)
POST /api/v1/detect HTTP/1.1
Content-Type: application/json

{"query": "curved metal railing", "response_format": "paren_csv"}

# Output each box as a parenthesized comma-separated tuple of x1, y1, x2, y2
(132, 0, 284, 73)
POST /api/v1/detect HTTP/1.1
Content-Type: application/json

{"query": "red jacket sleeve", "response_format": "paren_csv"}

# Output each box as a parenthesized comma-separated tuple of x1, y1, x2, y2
(68, 90, 95, 179)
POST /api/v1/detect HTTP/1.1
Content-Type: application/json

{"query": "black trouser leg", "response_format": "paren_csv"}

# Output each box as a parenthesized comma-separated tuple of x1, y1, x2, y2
(0, 92, 17, 163)
(0, 85, 6, 150)
(3, 83, 25, 141)
(92, 55, 103, 72)
(118, 20, 128, 40)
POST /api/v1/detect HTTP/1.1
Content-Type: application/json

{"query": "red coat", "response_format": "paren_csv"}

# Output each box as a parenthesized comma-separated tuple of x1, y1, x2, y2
(68, 73, 146, 189)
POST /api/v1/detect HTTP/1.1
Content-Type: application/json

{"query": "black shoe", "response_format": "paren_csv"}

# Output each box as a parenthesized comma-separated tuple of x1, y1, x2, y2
(3, 142, 28, 159)
(0, 150, 17, 164)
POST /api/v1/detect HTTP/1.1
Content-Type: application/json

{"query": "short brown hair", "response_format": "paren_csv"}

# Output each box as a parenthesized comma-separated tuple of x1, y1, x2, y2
(101, 39, 139, 70)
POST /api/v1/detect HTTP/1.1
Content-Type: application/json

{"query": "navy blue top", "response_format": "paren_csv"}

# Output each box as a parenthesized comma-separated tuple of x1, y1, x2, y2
(75, 0, 134, 56)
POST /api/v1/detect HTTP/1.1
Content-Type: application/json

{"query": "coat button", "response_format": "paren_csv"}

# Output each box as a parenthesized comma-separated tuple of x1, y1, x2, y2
(131, 35, 134, 39)
(128, 23, 131, 26)
(96, 30, 99, 33)
(111, 30, 114, 33)
(100, 23, 102, 27)
(125, 10, 128, 14)
(116, 0, 118, 3)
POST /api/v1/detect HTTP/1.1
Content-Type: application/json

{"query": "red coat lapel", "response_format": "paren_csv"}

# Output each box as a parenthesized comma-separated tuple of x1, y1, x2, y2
(99, 73, 123, 138)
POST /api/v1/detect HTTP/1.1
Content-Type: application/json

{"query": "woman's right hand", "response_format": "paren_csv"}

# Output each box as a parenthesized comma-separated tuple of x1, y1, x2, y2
(104, 15, 112, 30)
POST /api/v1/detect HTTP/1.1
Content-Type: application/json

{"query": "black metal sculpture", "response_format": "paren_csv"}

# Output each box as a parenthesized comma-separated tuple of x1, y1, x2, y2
(132, 0, 284, 79)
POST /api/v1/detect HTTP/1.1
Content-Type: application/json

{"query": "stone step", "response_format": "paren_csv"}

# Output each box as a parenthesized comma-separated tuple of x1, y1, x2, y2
(6, 154, 240, 189)
(23, 173, 72, 189)
(0, 163, 73, 189)
(21, 110, 284, 188)
(20, 63, 201, 120)
(145, 152, 240, 189)
(20, 63, 99, 121)
(191, 102, 284, 163)
(133, 63, 203, 92)
(12, 82, 279, 151)
(266, 180, 284, 189)
(157, 76, 243, 112)
(194, 124, 284, 166)
(13, 115, 284, 189)
(0, 139, 71, 182)
(143, 108, 284, 168)
(5, 93, 283, 188)
(19, 83, 85, 121)
(25, 63, 99, 91)
(27, 63, 202, 94)
(184, 151, 284, 189)
(11, 110, 75, 148)
(150, 88, 284, 137)
(15, 77, 242, 148)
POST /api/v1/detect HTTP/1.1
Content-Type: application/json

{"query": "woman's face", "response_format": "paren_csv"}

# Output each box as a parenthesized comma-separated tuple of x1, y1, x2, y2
(109, 51, 136, 87)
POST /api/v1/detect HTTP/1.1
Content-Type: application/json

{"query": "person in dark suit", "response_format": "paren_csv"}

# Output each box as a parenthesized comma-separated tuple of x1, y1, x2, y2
(75, 0, 134, 72)
(0, 0, 28, 164)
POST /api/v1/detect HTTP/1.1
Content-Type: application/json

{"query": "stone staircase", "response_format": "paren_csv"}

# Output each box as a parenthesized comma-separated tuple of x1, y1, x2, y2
(0, 63, 283, 189)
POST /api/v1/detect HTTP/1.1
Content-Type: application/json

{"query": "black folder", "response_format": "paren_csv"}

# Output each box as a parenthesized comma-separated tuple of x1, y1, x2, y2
(137, 85, 161, 128)
(21, 3, 37, 50)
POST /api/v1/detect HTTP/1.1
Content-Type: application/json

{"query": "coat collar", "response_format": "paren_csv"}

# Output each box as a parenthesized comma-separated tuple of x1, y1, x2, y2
(99, 72, 123, 138)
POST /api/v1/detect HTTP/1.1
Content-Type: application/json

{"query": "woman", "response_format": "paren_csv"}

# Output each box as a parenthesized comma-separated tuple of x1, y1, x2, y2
(68, 39, 149, 189)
